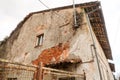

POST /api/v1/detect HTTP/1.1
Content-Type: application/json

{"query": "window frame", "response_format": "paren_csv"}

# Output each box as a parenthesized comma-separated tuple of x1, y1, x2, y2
(36, 33, 44, 47)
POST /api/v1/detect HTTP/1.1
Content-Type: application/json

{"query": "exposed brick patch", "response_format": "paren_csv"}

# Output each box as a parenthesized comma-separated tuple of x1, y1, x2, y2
(32, 42, 69, 66)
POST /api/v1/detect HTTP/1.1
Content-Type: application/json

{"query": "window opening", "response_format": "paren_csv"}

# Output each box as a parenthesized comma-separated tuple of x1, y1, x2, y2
(37, 34, 44, 46)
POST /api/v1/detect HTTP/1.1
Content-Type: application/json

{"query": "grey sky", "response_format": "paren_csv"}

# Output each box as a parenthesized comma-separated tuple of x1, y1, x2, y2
(0, 0, 120, 76)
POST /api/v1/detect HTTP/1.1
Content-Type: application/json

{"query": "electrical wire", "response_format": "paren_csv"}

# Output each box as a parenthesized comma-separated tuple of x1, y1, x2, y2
(38, 0, 49, 9)
(38, 0, 67, 20)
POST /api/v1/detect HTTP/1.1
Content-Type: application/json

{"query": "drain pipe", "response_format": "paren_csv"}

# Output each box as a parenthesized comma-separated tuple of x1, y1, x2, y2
(85, 12, 103, 80)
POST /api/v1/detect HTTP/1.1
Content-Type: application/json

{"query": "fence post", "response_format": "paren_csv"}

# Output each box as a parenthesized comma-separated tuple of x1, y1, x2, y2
(37, 62, 43, 80)
(83, 70, 86, 80)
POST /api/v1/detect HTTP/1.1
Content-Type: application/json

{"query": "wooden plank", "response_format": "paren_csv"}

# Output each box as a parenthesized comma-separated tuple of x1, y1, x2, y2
(42, 67, 84, 76)
(44, 71, 84, 78)
(37, 62, 43, 80)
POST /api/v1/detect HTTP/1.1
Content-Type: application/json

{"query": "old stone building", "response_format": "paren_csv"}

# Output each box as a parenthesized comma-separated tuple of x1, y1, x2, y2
(0, 1, 115, 80)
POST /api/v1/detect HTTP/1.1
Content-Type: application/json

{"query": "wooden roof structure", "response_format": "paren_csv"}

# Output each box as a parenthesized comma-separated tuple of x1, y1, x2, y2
(109, 62, 115, 72)
(84, 2, 113, 60)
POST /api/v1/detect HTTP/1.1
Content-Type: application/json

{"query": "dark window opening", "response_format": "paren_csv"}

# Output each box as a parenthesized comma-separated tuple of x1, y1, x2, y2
(7, 78, 17, 80)
(59, 77, 75, 80)
(36, 34, 44, 46)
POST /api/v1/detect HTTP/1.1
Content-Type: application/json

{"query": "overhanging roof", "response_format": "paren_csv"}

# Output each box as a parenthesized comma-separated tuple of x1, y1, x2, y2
(84, 2, 113, 60)
(109, 62, 115, 72)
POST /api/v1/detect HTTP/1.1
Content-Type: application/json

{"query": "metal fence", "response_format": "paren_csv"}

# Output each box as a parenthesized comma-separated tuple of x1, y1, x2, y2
(0, 59, 36, 80)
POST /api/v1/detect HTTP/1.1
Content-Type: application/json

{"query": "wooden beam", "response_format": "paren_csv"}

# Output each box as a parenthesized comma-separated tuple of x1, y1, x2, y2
(0, 65, 36, 72)
(44, 71, 84, 78)
(42, 67, 84, 76)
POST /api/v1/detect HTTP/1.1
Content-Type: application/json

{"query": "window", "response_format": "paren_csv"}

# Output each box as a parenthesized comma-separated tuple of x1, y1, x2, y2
(36, 34, 44, 46)
(7, 78, 17, 80)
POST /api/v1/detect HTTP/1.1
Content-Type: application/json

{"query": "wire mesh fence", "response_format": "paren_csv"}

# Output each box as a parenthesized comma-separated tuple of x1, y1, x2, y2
(0, 59, 85, 80)
(0, 59, 36, 80)
(42, 67, 85, 80)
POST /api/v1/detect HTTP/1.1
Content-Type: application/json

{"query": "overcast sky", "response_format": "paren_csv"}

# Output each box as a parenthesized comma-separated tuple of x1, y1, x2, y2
(0, 0, 120, 76)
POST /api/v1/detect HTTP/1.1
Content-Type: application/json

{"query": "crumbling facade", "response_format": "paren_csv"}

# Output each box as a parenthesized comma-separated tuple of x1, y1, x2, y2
(0, 1, 115, 80)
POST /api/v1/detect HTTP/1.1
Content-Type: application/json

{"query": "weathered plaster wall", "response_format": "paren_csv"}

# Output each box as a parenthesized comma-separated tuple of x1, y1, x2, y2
(68, 12, 98, 80)
(91, 26, 114, 80)
(1, 6, 114, 80)
(70, 12, 114, 80)
(6, 8, 80, 64)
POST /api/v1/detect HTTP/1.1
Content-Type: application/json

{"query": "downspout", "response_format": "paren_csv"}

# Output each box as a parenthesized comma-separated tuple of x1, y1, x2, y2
(84, 11, 103, 80)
